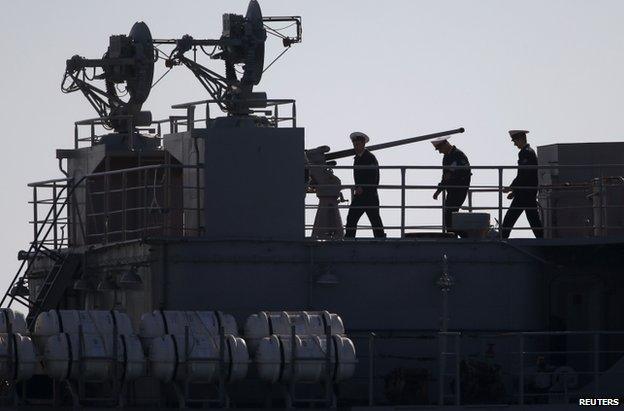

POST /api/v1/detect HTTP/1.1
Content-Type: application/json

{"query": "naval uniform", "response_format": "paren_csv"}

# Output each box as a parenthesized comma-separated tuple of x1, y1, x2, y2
(502, 144, 543, 238)
(345, 150, 386, 238)
(438, 146, 471, 230)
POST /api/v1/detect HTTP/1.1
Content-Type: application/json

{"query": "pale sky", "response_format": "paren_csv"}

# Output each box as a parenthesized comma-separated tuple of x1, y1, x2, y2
(1, 0, 624, 296)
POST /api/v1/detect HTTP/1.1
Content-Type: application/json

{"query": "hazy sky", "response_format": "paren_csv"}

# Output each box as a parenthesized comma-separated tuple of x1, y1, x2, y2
(1, 0, 624, 297)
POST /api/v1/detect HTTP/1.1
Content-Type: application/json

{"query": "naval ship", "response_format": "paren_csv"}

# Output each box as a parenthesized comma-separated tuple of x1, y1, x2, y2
(0, 1, 623, 409)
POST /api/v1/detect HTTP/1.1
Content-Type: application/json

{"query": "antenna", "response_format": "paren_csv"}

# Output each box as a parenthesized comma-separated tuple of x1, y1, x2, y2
(155, 0, 301, 116)
(62, 22, 156, 133)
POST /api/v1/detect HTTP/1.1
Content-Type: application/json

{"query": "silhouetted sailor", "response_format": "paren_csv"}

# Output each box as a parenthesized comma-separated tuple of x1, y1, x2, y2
(432, 137, 471, 231)
(345, 132, 386, 238)
(502, 130, 543, 238)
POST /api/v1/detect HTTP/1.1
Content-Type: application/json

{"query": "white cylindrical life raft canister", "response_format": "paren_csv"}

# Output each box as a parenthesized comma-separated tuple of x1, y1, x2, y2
(317, 334, 357, 382)
(244, 311, 345, 353)
(256, 334, 356, 384)
(291, 311, 345, 336)
(44, 333, 146, 381)
(34, 310, 134, 342)
(149, 334, 248, 383)
(139, 310, 238, 341)
(0, 309, 28, 334)
(0, 333, 37, 381)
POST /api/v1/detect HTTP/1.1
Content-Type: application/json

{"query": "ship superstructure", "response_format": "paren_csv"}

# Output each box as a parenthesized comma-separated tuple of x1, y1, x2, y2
(1, 2, 623, 409)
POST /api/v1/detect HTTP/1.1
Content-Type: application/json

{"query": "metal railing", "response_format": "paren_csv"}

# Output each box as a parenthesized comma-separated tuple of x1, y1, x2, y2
(73, 99, 297, 149)
(27, 162, 624, 247)
(83, 164, 203, 243)
(348, 330, 624, 406)
(27, 178, 73, 250)
(169, 98, 297, 131)
(306, 163, 624, 239)
(2, 174, 82, 309)
(28, 164, 205, 248)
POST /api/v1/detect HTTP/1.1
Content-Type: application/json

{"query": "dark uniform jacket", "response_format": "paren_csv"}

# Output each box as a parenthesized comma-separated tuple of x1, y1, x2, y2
(438, 146, 471, 190)
(510, 144, 538, 193)
(353, 150, 380, 200)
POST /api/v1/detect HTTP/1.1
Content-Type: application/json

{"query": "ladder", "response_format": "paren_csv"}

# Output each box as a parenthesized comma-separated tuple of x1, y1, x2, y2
(1, 176, 85, 330)
(25, 253, 81, 328)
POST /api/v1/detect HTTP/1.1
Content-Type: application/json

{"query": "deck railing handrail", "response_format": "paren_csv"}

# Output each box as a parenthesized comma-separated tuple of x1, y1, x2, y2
(352, 329, 624, 407)
(72, 99, 297, 148)
(25, 161, 624, 249)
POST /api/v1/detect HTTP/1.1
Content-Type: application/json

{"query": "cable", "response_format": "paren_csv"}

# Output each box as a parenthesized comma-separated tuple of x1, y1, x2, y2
(85, 67, 97, 81)
(151, 67, 172, 90)
(266, 22, 297, 31)
(153, 46, 169, 60)
(262, 46, 290, 74)
(200, 45, 218, 57)
(149, 169, 166, 212)
(264, 26, 287, 40)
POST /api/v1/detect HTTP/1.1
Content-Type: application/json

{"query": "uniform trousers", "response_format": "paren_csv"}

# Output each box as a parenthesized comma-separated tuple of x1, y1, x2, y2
(502, 191, 543, 238)
(443, 188, 468, 231)
(345, 195, 385, 238)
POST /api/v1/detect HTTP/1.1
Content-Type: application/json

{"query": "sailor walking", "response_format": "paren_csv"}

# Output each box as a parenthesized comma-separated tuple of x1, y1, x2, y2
(502, 130, 543, 238)
(345, 132, 386, 238)
(431, 137, 472, 231)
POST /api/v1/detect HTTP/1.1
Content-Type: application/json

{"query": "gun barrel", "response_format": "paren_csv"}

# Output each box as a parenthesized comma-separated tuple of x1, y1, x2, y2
(324, 127, 465, 161)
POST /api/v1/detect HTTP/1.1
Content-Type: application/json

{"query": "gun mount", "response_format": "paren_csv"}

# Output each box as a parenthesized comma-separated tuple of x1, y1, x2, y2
(61, 22, 156, 133)
(156, 0, 301, 117)
(306, 128, 465, 239)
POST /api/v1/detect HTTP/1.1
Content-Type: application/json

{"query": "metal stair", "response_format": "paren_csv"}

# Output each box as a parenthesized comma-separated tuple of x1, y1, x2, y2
(1, 175, 86, 330)
(25, 253, 81, 328)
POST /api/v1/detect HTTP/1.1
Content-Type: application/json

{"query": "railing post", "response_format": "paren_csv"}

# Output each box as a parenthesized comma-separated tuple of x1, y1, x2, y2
(292, 102, 297, 128)
(498, 168, 504, 239)
(599, 174, 606, 236)
(170, 117, 177, 134)
(71, 181, 76, 247)
(104, 174, 110, 244)
(467, 190, 473, 212)
(274, 103, 279, 128)
(165, 157, 171, 235)
(205, 102, 211, 128)
(127, 117, 133, 151)
(441, 190, 447, 233)
(143, 169, 148, 238)
(187, 106, 195, 132)
(594, 332, 600, 395)
(85, 178, 90, 243)
(519, 334, 524, 405)
(52, 182, 58, 249)
(122, 172, 127, 241)
(194, 140, 202, 236)
(400, 168, 406, 238)
(74, 123, 79, 149)
(32, 187, 38, 247)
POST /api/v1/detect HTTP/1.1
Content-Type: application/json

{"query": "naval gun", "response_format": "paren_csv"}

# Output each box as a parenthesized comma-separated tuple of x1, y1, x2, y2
(306, 127, 465, 239)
